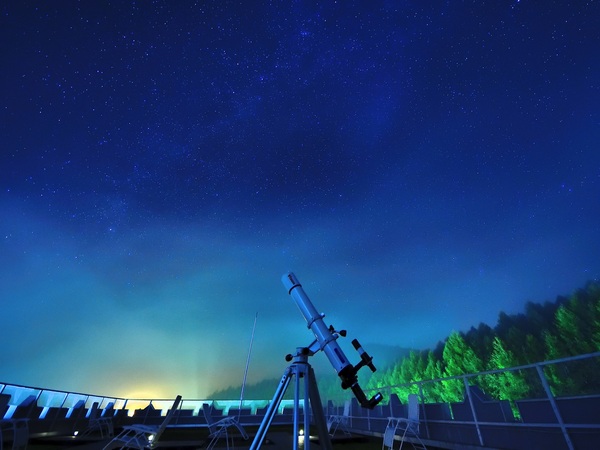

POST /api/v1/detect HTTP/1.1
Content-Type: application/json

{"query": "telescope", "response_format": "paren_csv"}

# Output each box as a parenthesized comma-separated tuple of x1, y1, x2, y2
(249, 274, 384, 450)
(282, 272, 383, 409)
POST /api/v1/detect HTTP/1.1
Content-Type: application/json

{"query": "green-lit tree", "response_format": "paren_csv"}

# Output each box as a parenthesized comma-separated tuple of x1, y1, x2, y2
(353, 282, 600, 404)
(398, 351, 426, 401)
(555, 302, 594, 355)
(484, 336, 530, 401)
(386, 355, 412, 401)
(594, 293, 600, 350)
(543, 329, 577, 395)
(544, 290, 600, 395)
(464, 323, 495, 367)
(522, 333, 546, 364)
(365, 364, 396, 401)
(372, 361, 408, 402)
(441, 331, 483, 403)
(422, 350, 444, 403)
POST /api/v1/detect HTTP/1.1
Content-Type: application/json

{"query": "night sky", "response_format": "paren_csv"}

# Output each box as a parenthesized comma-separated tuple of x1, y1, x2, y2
(1, 1, 599, 399)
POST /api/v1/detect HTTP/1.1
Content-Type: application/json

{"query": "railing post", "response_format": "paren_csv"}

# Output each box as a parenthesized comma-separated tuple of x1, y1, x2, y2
(535, 365, 574, 450)
(463, 377, 484, 446)
(417, 383, 430, 439)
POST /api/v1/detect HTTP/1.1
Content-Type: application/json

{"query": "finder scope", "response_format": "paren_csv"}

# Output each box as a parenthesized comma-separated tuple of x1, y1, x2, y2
(282, 272, 383, 409)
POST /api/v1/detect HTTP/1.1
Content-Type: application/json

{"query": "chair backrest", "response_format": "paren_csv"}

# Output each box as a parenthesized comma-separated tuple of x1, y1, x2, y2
(342, 400, 351, 417)
(67, 399, 86, 419)
(101, 401, 115, 417)
(0, 393, 11, 419)
(407, 394, 419, 422)
(150, 395, 182, 446)
(407, 394, 420, 434)
(12, 394, 41, 419)
(201, 403, 219, 434)
(87, 402, 100, 419)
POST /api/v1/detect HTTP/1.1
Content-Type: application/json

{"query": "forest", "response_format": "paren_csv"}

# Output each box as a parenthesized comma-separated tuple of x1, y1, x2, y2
(212, 281, 600, 405)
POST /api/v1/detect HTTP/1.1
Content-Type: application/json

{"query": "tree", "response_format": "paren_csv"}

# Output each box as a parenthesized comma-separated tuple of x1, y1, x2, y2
(464, 322, 495, 367)
(542, 287, 600, 395)
(543, 330, 578, 396)
(555, 301, 594, 355)
(522, 333, 546, 364)
(441, 331, 483, 403)
(345, 281, 600, 405)
(388, 355, 413, 402)
(422, 350, 444, 403)
(594, 293, 600, 350)
(484, 336, 530, 401)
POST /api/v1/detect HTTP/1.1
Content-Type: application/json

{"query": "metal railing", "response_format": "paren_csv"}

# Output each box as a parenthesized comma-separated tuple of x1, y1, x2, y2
(2, 352, 600, 449)
(324, 351, 600, 450)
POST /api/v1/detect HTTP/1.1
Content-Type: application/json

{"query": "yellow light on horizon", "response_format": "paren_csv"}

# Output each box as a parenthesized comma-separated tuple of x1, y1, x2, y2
(121, 385, 172, 400)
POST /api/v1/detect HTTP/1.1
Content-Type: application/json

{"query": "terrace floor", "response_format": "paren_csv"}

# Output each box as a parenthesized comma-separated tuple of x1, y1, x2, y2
(27, 425, 432, 450)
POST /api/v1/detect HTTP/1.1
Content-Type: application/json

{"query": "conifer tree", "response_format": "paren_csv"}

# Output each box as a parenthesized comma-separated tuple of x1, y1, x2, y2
(543, 325, 577, 395)
(422, 350, 444, 403)
(441, 331, 483, 402)
(353, 282, 600, 405)
(555, 301, 594, 355)
(382, 360, 407, 400)
(523, 333, 546, 364)
(485, 336, 530, 401)
(594, 295, 600, 350)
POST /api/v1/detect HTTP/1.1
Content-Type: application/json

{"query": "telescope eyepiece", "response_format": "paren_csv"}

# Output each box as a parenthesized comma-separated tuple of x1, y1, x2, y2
(352, 339, 377, 373)
(367, 392, 384, 409)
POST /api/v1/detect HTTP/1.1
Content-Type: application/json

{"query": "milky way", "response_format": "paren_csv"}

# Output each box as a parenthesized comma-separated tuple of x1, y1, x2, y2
(1, 1, 598, 398)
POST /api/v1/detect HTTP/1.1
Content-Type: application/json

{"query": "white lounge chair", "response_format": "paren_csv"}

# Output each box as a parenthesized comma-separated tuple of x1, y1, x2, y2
(202, 403, 248, 450)
(327, 399, 352, 437)
(80, 402, 114, 439)
(103, 395, 182, 449)
(383, 394, 427, 450)
(0, 418, 29, 450)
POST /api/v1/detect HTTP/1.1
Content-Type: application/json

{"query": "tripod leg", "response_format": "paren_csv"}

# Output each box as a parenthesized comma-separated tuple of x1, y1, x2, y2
(293, 363, 301, 450)
(307, 366, 333, 450)
(250, 366, 294, 450)
(303, 363, 310, 450)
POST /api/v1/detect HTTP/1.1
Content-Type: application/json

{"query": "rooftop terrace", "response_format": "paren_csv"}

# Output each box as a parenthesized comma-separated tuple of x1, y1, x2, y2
(2, 352, 600, 450)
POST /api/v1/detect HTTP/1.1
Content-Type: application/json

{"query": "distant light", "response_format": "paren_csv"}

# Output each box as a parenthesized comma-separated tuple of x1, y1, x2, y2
(73, 431, 79, 436)
(148, 434, 155, 442)
(298, 428, 305, 444)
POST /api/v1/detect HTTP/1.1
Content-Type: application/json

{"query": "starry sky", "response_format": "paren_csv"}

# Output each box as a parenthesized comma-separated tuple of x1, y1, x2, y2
(1, 1, 599, 400)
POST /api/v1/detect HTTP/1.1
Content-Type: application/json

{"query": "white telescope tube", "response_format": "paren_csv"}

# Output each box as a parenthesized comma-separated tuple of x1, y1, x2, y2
(282, 272, 383, 409)
(282, 272, 351, 374)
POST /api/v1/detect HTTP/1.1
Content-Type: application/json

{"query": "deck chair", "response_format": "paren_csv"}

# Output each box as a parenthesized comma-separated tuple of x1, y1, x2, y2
(0, 419, 29, 450)
(202, 403, 248, 450)
(103, 395, 182, 449)
(327, 399, 351, 437)
(80, 402, 114, 439)
(1, 395, 32, 450)
(382, 394, 427, 450)
(0, 394, 11, 420)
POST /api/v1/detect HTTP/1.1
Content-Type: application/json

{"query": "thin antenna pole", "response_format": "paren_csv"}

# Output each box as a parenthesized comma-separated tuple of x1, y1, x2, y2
(239, 312, 258, 416)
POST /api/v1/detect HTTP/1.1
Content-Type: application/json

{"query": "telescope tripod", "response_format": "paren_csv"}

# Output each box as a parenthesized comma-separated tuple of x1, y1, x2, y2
(249, 347, 333, 450)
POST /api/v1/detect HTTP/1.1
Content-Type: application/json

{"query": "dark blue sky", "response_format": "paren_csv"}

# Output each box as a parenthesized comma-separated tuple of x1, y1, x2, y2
(1, 1, 599, 399)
